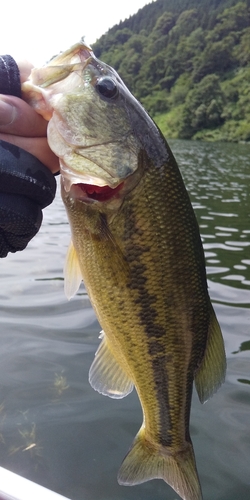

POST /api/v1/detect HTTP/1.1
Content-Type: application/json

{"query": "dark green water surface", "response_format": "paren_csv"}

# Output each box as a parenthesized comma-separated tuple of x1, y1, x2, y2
(0, 140, 249, 500)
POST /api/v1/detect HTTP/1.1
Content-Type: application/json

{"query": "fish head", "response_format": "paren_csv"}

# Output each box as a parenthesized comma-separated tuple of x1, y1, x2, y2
(22, 41, 165, 206)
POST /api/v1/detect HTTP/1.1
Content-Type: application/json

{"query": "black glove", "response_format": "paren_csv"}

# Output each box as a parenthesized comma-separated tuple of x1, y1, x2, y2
(0, 54, 21, 98)
(0, 140, 56, 257)
(0, 55, 57, 257)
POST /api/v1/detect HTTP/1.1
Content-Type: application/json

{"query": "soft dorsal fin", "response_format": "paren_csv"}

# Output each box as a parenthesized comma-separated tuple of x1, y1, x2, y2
(195, 305, 226, 403)
(64, 240, 82, 300)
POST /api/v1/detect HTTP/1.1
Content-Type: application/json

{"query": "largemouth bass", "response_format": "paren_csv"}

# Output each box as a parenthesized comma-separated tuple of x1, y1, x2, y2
(22, 42, 226, 500)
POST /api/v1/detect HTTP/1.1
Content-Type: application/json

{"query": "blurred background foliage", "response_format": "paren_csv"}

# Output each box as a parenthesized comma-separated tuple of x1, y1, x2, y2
(93, 0, 250, 142)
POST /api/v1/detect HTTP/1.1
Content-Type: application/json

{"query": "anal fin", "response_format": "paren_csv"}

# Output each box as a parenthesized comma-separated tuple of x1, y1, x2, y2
(195, 304, 226, 403)
(89, 331, 134, 399)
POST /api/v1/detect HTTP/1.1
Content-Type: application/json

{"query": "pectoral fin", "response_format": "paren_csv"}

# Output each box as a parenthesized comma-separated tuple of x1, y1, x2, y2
(89, 331, 134, 399)
(64, 240, 82, 299)
(195, 305, 226, 403)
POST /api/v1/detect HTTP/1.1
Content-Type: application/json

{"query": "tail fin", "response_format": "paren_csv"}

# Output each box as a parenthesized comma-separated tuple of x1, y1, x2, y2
(118, 428, 202, 500)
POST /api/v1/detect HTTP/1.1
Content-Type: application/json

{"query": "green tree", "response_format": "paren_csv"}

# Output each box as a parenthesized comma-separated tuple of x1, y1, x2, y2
(176, 28, 205, 72)
(213, 2, 250, 39)
(92, 0, 250, 143)
(180, 74, 225, 138)
(153, 11, 175, 36)
(169, 9, 199, 40)
(114, 28, 133, 45)
(234, 27, 250, 66)
(193, 38, 235, 82)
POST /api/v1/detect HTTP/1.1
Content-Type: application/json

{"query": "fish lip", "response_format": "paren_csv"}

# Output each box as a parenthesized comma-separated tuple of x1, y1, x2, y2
(60, 161, 122, 192)
(26, 41, 94, 89)
(60, 161, 126, 204)
(56, 41, 93, 65)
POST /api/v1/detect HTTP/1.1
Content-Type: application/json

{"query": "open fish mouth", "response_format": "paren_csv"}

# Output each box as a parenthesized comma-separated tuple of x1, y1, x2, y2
(70, 181, 125, 203)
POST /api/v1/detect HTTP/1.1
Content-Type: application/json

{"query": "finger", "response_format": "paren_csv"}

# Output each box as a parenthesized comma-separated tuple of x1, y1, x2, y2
(0, 133, 60, 174)
(17, 60, 34, 83)
(0, 95, 48, 137)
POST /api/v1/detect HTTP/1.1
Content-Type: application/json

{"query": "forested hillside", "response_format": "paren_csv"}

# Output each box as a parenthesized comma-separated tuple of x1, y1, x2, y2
(93, 0, 250, 142)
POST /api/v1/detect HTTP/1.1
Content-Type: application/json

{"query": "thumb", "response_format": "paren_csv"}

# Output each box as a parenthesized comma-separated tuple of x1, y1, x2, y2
(0, 98, 16, 126)
(0, 95, 47, 135)
(17, 60, 34, 83)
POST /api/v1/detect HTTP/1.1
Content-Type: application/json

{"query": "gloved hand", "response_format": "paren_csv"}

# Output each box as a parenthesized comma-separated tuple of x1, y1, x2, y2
(0, 55, 58, 257)
(0, 140, 56, 257)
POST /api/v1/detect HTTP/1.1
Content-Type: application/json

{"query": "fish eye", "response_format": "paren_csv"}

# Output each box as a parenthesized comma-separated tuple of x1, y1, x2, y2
(95, 77, 118, 99)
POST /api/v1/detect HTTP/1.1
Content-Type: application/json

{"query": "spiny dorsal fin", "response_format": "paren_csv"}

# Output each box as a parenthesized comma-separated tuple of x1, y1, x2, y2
(64, 240, 82, 300)
(89, 331, 134, 399)
(195, 305, 226, 404)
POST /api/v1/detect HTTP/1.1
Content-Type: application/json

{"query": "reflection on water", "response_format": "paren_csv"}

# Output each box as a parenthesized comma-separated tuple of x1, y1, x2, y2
(0, 140, 249, 499)
(233, 341, 250, 354)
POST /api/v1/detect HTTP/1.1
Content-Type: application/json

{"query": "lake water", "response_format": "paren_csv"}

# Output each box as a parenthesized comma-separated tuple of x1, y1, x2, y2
(0, 140, 249, 500)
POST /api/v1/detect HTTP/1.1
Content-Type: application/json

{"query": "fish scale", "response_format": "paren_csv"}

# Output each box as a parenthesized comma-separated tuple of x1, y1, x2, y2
(22, 41, 226, 500)
(62, 144, 218, 500)
(63, 148, 208, 451)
